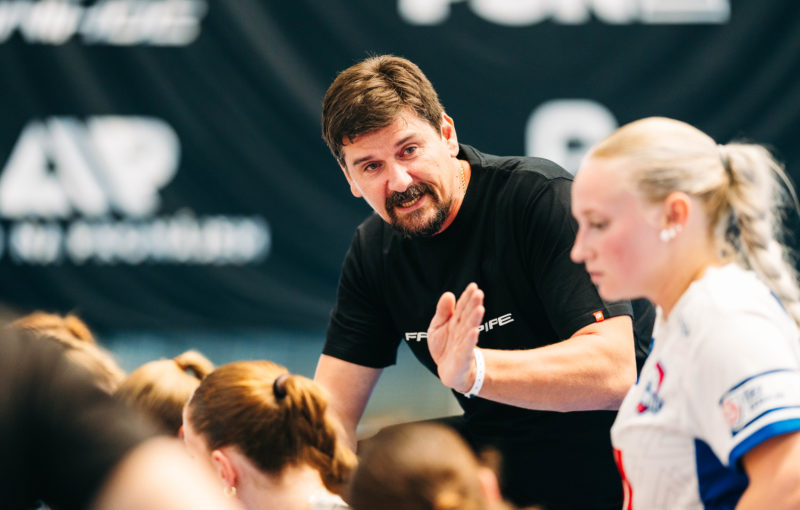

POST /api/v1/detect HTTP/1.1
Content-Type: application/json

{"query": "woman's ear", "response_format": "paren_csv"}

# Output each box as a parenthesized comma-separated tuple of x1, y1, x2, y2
(211, 449, 237, 490)
(662, 191, 691, 229)
(476, 466, 503, 504)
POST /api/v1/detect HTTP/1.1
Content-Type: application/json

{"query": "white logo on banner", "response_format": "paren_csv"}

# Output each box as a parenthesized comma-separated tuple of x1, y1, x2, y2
(399, 0, 730, 25)
(0, 0, 207, 46)
(525, 99, 617, 175)
(1, 117, 178, 218)
(0, 116, 271, 265)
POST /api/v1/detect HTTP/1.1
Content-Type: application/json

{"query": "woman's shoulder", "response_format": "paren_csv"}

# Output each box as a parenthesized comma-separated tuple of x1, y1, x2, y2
(683, 264, 785, 320)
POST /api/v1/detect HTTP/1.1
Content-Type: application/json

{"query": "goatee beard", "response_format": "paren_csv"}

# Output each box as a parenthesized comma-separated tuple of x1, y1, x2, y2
(387, 183, 451, 238)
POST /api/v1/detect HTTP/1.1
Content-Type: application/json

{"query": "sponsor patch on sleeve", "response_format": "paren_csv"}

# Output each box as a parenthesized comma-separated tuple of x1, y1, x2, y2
(593, 310, 605, 322)
(719, 369, 800, 436)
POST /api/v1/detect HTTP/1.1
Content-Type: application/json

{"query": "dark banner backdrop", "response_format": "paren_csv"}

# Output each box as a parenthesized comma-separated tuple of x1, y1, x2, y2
(0, 0, 797, 331)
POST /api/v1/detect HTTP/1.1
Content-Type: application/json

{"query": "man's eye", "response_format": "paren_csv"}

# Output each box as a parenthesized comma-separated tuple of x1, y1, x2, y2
(403, 146, 417, 156)
(590, 221, 608, 230)
(364, 162, 379, 172)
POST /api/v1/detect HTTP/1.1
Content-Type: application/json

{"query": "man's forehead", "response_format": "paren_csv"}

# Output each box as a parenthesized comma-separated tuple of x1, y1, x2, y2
(341, 112, 417, 146)
(341, 113, 435, 165)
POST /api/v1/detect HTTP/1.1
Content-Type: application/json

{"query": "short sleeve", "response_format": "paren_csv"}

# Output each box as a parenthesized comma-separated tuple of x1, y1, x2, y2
(324, 225, 399, 368)
(687, 314, 800, 467)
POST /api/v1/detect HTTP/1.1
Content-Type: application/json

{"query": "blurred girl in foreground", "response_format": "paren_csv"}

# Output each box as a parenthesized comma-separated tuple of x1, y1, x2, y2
(348, 422, 518, 510)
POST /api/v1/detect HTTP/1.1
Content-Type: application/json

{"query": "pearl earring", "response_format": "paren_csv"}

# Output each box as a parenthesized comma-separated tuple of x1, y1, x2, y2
(659, 225, 682, 243)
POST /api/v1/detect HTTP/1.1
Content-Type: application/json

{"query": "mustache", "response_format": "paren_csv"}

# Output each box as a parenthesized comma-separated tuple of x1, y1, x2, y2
(386, 183, 432, 210)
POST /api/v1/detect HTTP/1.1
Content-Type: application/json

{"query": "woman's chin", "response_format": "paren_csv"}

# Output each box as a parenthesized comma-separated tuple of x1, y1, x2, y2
(596, 284, 629, 303)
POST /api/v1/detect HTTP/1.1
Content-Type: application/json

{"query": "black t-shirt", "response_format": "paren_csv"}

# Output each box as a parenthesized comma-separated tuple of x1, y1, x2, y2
(0, 332, 156, 510)
(324, 145, 654, 508)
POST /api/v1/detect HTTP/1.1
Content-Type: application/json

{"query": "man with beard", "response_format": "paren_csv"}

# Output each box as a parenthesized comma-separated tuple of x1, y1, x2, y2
(315, 55, 654, 510)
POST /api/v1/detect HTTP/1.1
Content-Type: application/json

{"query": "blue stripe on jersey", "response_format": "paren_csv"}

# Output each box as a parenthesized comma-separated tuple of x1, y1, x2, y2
(729, 418, 800, 465)
(732, 406, 800, 437)
(694, 439, 747, 509)
(718, 368, 794, 403)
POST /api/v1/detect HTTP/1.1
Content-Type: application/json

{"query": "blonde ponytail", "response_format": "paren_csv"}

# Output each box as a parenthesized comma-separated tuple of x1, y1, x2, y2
(173, 350, 214, 379)
(721, 143, 800, 326)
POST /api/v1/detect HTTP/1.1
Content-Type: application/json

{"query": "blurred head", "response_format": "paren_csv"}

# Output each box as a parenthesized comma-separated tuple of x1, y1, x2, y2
(182, 361, 356, 499)
(10, 311, 124, 393)
(116, 350, 214, 435)
(322, 55, 466, 237)
(348, 423, 509, 510)
(570, 117, 799, 318)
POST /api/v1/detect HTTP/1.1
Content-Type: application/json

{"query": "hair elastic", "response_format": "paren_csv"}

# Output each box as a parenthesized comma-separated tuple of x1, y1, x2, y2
(273, 373, 290, 399)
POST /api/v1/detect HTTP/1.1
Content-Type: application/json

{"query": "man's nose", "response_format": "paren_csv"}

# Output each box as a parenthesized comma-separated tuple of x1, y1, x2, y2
(387, 162, 413, 192)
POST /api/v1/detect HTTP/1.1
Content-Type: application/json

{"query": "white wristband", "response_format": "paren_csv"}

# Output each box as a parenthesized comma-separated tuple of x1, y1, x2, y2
(462, 347, 485, 399)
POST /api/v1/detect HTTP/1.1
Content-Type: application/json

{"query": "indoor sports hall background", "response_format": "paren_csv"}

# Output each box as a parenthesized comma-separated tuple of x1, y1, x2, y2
(0, 0, 797, 430)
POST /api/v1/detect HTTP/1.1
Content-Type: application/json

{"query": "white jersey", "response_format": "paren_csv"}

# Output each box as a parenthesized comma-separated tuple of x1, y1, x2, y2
(611, 264, 800, 509)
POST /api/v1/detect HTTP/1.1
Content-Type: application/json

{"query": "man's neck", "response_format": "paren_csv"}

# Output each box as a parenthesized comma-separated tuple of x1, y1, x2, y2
(435, 158, 471, 235)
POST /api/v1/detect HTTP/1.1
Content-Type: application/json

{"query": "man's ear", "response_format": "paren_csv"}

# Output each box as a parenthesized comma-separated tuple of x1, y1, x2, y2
(661, 191, 690, 229)
(440, 113, 459, 157)
(210, 449, 237, 490)
(339, 161, 362, 198)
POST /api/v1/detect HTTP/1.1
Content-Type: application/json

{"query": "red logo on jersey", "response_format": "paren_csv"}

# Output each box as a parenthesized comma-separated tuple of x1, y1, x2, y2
(593, 310, 605, 322)
(636, 362, 665, 414)
(722, 400, 741, 427)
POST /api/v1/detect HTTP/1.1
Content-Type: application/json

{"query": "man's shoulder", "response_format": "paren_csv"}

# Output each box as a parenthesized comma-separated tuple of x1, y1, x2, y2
(461, 144, 573, 182)
(466, 149, 574, 217)
(350, 213, 397, 262)
(355, 212, 385, 234)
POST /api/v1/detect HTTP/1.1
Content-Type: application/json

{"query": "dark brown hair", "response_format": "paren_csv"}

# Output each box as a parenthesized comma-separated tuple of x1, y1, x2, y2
(321, 54, 445, 164)
(116, 350, 214, 434)
(349, 423, 514, 510)
(185, 360, 356, 496)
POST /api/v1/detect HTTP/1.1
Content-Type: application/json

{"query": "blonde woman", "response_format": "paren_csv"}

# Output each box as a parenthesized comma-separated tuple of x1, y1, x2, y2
(570, 117, 800, 508)
(182, 361, 355, 510)
(116, 350, 214, 434)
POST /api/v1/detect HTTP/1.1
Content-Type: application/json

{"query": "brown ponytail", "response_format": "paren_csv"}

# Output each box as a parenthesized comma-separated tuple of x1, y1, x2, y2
(186, 361, 356, 495)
